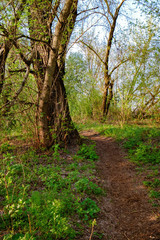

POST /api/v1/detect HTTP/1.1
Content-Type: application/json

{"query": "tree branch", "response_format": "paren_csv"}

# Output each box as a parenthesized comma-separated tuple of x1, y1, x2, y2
(104, 0, 114, 19)
(13, 40, 32, 66)
(9, 68, 36, 76)
(16, 34, 55, 52)
(104, 0, 126, 66)
(67, 14, 104, 53)
(99, 0, 112, 27)
(117, 0, 126, 12)
(109, 58, 130, 76)
(79, 40, 105, 65)
(77, 7, 99, 16)
(94, 11, 112, 27)
(0, 66, 30, 110)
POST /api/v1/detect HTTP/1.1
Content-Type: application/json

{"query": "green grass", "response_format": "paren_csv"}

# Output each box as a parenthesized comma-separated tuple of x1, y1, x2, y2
(0, 141, 103, 240)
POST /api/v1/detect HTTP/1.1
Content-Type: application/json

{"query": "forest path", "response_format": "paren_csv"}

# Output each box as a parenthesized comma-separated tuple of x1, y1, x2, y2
(81, 130, 160, 240)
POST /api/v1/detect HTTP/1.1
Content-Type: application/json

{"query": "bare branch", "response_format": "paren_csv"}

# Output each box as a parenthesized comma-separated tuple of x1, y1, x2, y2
(117, 0, 126, 12)
(99, 0, 111, 27)
(48, 0, 61, 26)
(9, 68, 36, 76)
(109, 58, 130, 76)
(104, 0, 114, 19)
(104, 0, 126, 66)
(13, 40, 32, 66)
(77, 7, 99, 16)
(0, 66, 30, 110)
(17, 34, 55, 52)
(79, 40, 105, 65)
(94, 11, 111, 27)
(67, 15, 104, 52)
(77, 11, 99, 22)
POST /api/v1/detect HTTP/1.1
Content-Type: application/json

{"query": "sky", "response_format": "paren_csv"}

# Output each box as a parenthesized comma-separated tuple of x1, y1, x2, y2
(68, 0, 146, 54)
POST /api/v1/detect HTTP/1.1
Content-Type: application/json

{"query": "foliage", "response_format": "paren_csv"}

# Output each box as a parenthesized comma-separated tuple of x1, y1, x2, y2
(64, 52, 102, 121)
(75, 177, 103, 195)
(77, 144, 99, 161)
(102, 125, 160, 165)
(1, 0, 159, 138)
(114, 19, 160, 122)
(76, 197, 100, 221)
(136, 0, 160, 18)
(0, 141, 103, 239)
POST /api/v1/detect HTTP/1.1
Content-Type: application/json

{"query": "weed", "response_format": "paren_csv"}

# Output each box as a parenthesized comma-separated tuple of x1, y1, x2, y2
(0, 142, 103, 239)
(0, 142, 15, 153)
(52, 144, 60, 162)
(77, 144, 98, 161)
(149, 190, 160, 199)
(147, 169, 159, 178)
(75, 178, 103, 195)
(3, 233, 36, 240)
(76, 197, 100, 221)
(143, 179, 160, 188)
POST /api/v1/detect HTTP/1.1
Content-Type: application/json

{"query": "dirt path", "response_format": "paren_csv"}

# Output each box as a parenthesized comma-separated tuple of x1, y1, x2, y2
(81, 131, 160, 240)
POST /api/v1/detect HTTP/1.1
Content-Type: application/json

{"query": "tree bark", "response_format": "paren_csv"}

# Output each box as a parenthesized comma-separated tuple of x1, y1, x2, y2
(28, 0, 79, 147)
(48, 0, 79, 146)
(106, 80, 113, 116)
(0, 42, 11, 94)
(102, 75, 110, 116)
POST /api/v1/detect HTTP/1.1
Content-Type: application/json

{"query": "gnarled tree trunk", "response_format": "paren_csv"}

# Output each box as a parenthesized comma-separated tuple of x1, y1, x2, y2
(29, 0, 79, 147)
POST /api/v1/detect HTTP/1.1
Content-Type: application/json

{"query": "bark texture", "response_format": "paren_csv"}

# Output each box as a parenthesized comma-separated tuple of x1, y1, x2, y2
(0, 42, 11, 94)
(29, 0, 79, 147)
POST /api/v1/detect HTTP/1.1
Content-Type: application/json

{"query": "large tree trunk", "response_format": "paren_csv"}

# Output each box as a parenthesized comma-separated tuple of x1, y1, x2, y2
(47, 1, 79, 146)
(28, 0, 53, 142)
(29, 0, 79, 147)
(48, 63, 79, 146)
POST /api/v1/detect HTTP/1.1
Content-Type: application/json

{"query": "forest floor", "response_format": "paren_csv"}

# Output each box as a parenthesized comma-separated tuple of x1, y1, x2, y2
(81, 130, 160, 240)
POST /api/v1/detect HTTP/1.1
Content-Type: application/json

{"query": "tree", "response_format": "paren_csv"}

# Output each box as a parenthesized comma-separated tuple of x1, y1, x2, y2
(136, 0, 160, 18)
(0, 0, 79, 147)
(79, 0, 127, 119)
(115, 19, 160, 120)
(0, 0, 26, 94)
(64, 52, 102, 120)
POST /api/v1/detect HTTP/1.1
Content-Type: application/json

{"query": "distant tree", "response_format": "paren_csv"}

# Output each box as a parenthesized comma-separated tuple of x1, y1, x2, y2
(116, 19, 160, 120)
(136, 0, 160, 17)
(64, 52, 102, 120)
(80, 0, 128, 119)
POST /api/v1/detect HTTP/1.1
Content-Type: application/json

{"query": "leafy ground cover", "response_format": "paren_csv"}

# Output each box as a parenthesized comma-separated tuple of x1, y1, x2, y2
(79, 122, 160, 207)
(0, 138, 103, 240)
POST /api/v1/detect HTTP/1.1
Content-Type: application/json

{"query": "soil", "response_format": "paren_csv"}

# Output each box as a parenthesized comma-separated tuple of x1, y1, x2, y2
(81, 130, 160, 240)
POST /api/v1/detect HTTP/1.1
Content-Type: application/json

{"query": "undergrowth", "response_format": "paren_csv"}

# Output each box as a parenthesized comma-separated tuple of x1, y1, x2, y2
(0, 141, 103, 240)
